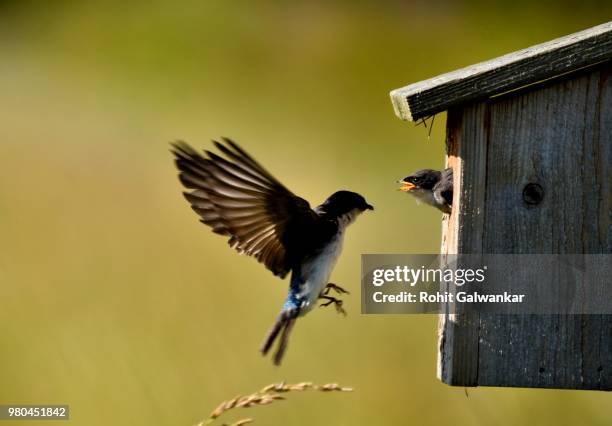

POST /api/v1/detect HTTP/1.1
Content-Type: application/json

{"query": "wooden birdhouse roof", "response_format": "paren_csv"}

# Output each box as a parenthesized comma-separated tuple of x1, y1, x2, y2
(390, 21, 612, 122)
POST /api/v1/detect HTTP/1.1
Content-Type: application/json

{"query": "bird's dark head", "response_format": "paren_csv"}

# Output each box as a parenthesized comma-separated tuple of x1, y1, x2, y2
(319, 191, 374, 221)
(398, 169, 441, 192)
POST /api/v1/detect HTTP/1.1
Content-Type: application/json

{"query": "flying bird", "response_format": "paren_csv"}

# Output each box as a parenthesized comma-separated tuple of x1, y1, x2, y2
(171, 138, 373, 365)
(398, 168, 453, 214)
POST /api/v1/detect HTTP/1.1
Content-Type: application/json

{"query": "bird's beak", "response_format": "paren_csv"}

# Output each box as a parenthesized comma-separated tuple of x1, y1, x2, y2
(366, 204, 374, 211)
(398, 181, 415, 192)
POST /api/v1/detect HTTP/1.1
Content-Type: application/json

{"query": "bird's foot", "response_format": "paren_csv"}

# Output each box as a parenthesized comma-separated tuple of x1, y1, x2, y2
(319, 295, 347, 316)
(324, 282, 350, 295)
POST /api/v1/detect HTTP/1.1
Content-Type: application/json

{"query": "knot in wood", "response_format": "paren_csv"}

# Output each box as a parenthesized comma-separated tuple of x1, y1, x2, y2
(522, 183, 544, 206)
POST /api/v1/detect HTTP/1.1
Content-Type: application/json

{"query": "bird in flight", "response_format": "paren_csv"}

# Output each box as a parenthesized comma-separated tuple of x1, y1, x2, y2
(398, 168, 453, 213)
(171, 138, 373, 365)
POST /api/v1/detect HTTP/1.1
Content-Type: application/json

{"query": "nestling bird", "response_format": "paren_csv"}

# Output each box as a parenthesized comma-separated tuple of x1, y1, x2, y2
(171, 138, 373, 365)
(398, 168, 453, 213)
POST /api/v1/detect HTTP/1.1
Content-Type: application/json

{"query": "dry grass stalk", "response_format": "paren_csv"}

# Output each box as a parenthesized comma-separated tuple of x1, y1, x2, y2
(196, 382, 353, 426)
(221, 419, 253, 426)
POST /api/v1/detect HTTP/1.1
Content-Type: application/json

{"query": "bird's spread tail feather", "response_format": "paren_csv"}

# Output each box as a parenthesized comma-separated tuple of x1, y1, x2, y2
(260, 308, 299, 366)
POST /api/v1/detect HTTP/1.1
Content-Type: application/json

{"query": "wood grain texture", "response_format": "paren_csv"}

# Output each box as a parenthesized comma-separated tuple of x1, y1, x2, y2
(391, 21, 612, 122)
(437, 105, 487, 386)
(440, 62, 612, 390)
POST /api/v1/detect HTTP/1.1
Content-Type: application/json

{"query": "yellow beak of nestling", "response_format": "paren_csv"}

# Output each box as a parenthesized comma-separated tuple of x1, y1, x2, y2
(398, 181, 415, 192)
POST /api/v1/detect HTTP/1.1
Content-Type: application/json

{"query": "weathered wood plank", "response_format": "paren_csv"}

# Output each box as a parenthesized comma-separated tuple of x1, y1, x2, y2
(438, 104, 488, 386)
(437, 112, 460, 382)
(390, 21, 612, 122)
(441, 62, 612, 390)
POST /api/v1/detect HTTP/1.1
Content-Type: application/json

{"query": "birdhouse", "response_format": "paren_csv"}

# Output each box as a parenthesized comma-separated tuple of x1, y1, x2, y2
(390, 22, 611, 390)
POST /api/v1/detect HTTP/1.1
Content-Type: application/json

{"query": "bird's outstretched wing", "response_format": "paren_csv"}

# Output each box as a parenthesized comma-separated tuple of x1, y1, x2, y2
(171, 138, 324, 278)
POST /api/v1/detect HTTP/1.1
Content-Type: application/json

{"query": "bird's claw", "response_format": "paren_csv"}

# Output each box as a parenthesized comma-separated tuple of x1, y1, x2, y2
(319, 295, 347, 316)
(324, 282, 350, 295)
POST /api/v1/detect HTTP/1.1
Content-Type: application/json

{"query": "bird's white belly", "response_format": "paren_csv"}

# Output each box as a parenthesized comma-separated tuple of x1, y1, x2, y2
(298, 234, 344, 313)
(409, 188, 437, 207)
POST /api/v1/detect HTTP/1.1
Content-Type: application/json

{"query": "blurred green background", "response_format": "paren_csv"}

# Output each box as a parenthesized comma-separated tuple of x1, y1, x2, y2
(0, 1, 610, 425)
